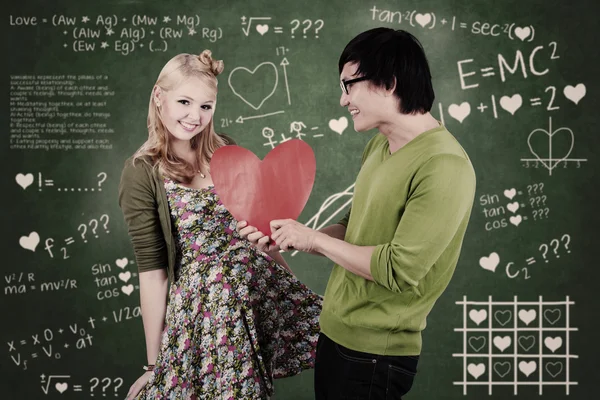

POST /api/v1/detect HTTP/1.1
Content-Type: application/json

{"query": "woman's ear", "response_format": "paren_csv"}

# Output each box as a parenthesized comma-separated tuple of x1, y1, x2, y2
(153, 86, 162, 107)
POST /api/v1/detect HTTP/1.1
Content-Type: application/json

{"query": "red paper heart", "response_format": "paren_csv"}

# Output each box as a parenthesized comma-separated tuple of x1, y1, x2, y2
(210, 139, 316, 238)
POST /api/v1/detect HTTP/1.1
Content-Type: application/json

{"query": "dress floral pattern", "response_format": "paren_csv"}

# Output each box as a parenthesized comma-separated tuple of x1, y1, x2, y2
(137, 178, 322, 400)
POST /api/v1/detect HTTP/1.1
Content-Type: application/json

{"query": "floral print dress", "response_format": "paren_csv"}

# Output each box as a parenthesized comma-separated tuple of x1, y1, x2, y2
(137, 179, 322, 400)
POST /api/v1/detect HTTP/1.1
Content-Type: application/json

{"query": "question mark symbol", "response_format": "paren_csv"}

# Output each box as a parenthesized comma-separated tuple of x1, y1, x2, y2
(100, 214, 110, 233)
(101, 377, 111, 395)
(538, 182, 544, 193)
(533, 184, 538, 194)
(529, 198, 536, 207)
(532, 210, 538, 220)
(535, 197, 542, 206)
(113, 377, 124, 395)
(539, 243, 548, 262)
(290, 19, 300, 38)
(90, 377, 99, 396)
(78, 224, 88, 243)
(541, 195, 547, 206)
(544, 208, 550, 218)
(89, 219, 99, 238)
(561, 234, 571, 253)
(301, 19, 312, 38)
(527, 185, 532, 195)
(314, 19, 324, 38)
(97, 172, 107, 191)
(550, 239, 560, 258)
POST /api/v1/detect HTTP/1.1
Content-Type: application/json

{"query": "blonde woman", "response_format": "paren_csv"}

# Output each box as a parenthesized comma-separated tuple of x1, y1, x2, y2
(118, 50, 322, 399)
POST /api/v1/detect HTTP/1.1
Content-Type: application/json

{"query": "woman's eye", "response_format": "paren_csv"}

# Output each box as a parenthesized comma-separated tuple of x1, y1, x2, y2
(178, 100, 190, 105)
(201, 105, 213, 110)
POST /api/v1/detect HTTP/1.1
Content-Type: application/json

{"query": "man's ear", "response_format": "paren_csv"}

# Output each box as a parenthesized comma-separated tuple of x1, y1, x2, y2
(385, 77, 397, 96)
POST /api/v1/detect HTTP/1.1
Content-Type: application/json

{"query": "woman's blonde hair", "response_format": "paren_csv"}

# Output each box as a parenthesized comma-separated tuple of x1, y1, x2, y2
(133, 50, 226, 183)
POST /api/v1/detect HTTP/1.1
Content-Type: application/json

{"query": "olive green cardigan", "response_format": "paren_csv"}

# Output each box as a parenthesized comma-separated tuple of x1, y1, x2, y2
(118, 135, 235, 282)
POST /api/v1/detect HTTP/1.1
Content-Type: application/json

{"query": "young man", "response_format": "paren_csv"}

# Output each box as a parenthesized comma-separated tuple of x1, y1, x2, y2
(239, 28, 476, 399)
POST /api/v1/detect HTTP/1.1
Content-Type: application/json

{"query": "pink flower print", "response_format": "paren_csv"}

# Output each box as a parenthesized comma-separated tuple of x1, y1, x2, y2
(220, 335, 227, 345)
(181, 211, 193, 220)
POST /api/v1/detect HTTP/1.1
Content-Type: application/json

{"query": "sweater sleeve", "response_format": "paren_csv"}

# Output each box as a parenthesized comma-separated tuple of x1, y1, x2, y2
(118, 159, 169, 273)
(370, 154, 476, 295)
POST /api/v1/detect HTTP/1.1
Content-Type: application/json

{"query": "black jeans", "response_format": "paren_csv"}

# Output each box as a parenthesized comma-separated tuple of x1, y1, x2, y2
(314, 333, 419, 400)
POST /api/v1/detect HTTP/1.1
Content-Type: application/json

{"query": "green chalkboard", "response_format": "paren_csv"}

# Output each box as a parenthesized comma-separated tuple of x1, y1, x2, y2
(3, 0, 598, 398)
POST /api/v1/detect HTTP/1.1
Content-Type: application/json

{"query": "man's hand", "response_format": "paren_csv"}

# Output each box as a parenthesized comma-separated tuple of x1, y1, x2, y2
(270, 219, 322, 252)
(236, 221, 280, 253)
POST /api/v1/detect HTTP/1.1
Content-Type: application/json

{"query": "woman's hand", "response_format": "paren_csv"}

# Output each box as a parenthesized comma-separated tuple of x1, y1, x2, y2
(237, 221, 280, 253)
(125, 371, 152, 400)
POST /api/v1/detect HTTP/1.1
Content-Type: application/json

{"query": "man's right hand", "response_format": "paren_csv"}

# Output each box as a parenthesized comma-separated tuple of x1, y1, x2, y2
(125, 371, 152, 399)
(237, 220, 281, 253)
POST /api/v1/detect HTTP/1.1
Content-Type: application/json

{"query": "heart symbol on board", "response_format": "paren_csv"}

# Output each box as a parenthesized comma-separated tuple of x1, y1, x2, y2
(503, 188, 516, 199)
(545, 361, 563, 378)
(544, 308, 561, 325)
(228, 62, 278, 110)
(55, 382, 68, 393)
(20, 232, 40, 252)
(255, 24, 269, 35)
(479, 252, 499, 272)
(329, 117, 348, 135)
(121, 285, 134, 296)
(415, 13, 432, 27)
(563, 83, 586, 104)
(448, 102, 471, 123)
(494, 310, 512, 326)
(469, 309, 487, 325)
(507, 202, 519, 213)
(467, 363, 485, 379)
(210, 140, 316, 241)
(115, 258, 129, 269)
(468, 336, 486, 352)
(509, 215, 522, 226)
(518, 335, 536, 351)
(514, 26, 531, 41)
(518, 360, 537, 377)
(493, 336, 511, 352)
(544, 336, 563, 352)
(16, 173, 34, 189)
(499, 94, 523, 115)
(493, 362, 511, 378)
(118, 272, 131, 283)
(527, 120, 574, 172)
(518, 309, 536, 325)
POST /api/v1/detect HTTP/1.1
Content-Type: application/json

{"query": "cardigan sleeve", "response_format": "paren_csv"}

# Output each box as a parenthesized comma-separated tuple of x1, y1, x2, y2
(118, 158, 169, 273)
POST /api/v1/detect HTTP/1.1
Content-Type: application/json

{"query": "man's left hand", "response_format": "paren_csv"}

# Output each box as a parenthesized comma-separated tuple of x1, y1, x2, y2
(270, 219, 320, 252)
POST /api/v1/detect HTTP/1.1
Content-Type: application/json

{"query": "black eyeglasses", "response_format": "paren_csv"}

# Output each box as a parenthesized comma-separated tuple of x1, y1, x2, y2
(340, 76, 370, 95)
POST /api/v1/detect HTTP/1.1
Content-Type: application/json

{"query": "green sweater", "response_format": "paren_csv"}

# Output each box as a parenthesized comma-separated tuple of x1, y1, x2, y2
(320, 125, 476, 356)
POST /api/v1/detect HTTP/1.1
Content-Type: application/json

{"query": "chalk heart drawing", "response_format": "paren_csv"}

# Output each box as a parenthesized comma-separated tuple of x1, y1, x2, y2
(500, 94, 522, 115)
(494, 310, 512, 326)
(509, 215, 522, 227)
(118, 272, 131, 283)
(546, 361, 563, 378)
(518, 309, 536, 325)
(255, 24, 269, 35)
(518, 335, 536, 351)
(518, 360, 537, 377)
(228, 62, 278, 110)
(528, 124, 574, 171)
(55, 382, 68, 394)
(563, 83, 586, 105)
(493, 336, 511, 352)
(415, 13, 432, 27)
(514, 26, 531, 41)
(507, 202, 519, 213)
(479, 252, 499, 272)
(468, 336, 486, 352)
(503, 188, 516, 199)
(493, 362, 511, 378)
(116, 258, 129, 269)
(448, 102, 471, 123)
(544, 308, 561, 325)
(16, 173, 34, 189)
(469, 309, 487, 325)
(544, 336, 563, 352)
(467, 363, 485, 379)
(121, 284, 134, 296)
(20, 232, 40, 252)
(329, 117, 348, 135)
